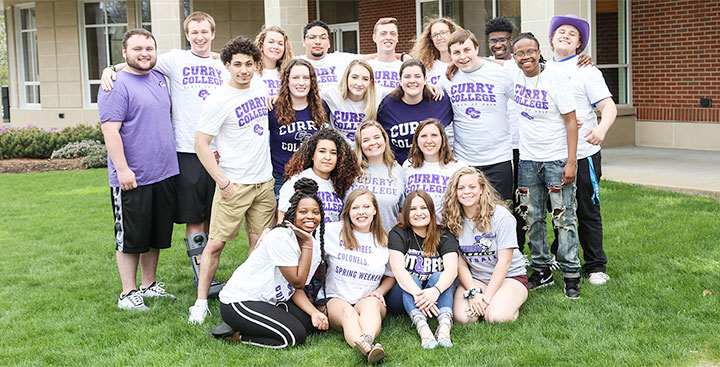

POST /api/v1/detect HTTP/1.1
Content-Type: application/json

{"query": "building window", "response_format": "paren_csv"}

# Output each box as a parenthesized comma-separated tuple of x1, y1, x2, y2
(595, 0, 630, 105)
(416, 0, 519, 57)
(15, 5, 40, 107)
(79, 0, 128, 106)
(136, 0, 151, 31)
(317, 0, 359, 53)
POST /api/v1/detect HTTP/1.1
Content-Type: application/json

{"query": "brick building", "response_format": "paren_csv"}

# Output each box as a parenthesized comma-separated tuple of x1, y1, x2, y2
(2, 0, 718, 150)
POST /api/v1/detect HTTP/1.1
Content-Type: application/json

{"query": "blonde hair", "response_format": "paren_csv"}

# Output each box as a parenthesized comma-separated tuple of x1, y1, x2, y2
(255, 25, 293, 76)
(337, 59, 378, 121)
(442, 167, 505, 236)
(354, 120, 396, 179)
(183, 11, 215, 34)
(410, 17, 462, 71)
(374, 17, 398, 34)
(341, 189, 388, 250)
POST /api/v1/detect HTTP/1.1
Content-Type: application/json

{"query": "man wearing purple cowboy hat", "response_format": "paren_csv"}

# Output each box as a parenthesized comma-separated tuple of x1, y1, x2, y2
(548, 14, 617, 286)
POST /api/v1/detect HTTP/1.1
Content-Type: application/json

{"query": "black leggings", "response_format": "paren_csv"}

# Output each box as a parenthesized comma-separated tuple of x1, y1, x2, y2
(220, 300, 313, 348)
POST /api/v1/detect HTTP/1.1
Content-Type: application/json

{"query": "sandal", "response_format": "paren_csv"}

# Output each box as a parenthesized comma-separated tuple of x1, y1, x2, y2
(367, 343, 385, 364)
(412, 314, 438, 349)
(352, 333, 373, 357)
(435, 312, 454, 348)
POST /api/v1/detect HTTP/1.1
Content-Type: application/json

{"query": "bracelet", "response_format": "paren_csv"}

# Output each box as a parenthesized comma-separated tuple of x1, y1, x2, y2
(463, 287, 483, 299)
(301, 246, 313, 250)
(433, 285, 442, 294)
(219, 181, 231, 190)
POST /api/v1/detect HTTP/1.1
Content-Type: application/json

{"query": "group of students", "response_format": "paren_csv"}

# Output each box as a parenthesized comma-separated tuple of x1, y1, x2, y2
(98, 9, 616, 363)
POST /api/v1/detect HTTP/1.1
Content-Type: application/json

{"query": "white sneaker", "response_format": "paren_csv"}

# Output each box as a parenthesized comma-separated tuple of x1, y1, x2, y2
(140, 282, 176, 299)
(118, 290, 149, 311)
(188, 304, 210, 324)
(588, 272, 610, 285)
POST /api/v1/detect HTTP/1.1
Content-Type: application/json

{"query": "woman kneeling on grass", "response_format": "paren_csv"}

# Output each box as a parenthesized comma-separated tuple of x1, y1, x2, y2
(319, 189, 394, 364)
(443, 167, 528, 324)
(214, 178, 329, 348)
(388, 190, 458, 349)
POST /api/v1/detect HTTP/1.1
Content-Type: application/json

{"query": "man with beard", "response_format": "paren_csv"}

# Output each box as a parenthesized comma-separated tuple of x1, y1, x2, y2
(299, 20, 360, 90)
(98, 29, 179, 311)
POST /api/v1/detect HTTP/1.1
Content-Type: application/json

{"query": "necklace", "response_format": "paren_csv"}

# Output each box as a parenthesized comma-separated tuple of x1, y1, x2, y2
(522, 63, 544, 103)
(412, 228, 423, 251)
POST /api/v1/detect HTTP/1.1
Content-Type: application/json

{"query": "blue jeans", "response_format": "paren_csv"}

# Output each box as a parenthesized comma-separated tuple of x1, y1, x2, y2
(273, 172, 285, 199)
(517, 159, 580, 278)
(393, 272, 454, 317)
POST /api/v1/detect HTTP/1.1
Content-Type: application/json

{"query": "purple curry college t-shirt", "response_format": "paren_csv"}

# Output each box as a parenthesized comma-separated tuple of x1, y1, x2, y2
(268, 103, 330, 177)
(376, 94, 453, 164)
(97, 70, 179, 187)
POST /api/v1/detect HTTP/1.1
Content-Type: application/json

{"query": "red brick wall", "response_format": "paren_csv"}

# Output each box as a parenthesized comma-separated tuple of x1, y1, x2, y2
(308, 0, 317, 23)
(632, 0, 720, 122)
(358, 1, 416, 54)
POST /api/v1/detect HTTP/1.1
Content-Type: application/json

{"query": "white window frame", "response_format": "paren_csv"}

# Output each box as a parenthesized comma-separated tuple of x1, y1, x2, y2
(590, 0, 632, 107)
(328, 22, 360, 53)
(78, 0, 129, 108)
(416, 0, 502, 36)
(135, 0, 151, 31)
(14, 3, 40, 108)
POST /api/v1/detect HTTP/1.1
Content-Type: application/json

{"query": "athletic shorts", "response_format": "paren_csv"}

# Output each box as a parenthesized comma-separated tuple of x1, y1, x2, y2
(474, 160, 513, 202)
(209, 179, 276, 242)
(508, 275, 529, 291)
(175, 152, 215, 224)
(110, 176, 177, 253)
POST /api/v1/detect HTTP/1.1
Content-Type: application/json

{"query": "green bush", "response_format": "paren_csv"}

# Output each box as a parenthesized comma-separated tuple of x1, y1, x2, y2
(51, 140, 105, 159)
(82, 145, 108, 168)
(0, 124, 103, 159)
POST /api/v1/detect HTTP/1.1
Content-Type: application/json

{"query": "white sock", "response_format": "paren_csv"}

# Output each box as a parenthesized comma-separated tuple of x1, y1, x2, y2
(194, 299, 208, 308)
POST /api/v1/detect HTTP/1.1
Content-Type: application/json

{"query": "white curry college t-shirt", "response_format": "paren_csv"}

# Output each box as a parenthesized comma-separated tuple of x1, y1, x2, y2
(278, 168, 344, 223)
(368, 58, 403, 89)
(196, 82, 272, 184)
(299, 52, 359, 90)
(443, 61, 514, 166)
(512, 65, 576, 162)
(154, 49, 229, 153)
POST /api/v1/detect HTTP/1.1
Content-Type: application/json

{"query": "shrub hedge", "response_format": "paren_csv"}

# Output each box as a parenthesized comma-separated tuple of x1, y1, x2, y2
(0, 124, 104, 159)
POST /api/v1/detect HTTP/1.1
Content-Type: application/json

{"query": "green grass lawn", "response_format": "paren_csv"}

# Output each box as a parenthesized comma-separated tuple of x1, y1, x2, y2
(1, 169, 719, 366)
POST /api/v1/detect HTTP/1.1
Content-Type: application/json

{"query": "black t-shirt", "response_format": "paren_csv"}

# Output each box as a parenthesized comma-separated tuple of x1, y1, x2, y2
(388, 225, 458, 283)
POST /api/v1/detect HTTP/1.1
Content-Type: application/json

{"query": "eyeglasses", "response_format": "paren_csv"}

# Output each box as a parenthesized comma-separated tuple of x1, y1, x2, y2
(488, 37, 510, 45)
(305, 34, 329, 41)
(513, 49, 538, 58)
(431, 30, 450, 40)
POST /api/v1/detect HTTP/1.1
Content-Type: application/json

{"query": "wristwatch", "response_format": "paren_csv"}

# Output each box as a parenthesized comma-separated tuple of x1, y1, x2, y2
(463, 287, 482, 299)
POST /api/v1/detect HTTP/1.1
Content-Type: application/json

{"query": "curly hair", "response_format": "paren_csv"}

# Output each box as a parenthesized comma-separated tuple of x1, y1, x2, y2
(442, 167, 505, 237)
(274, 59, 327, 127)
(340, 189, 387, 250)
(388, 59, 434, 102)
(255, 25, 293, 76)
(276, 177, 327, 299)
(410, 17, 462, 71)
(397, 190, 440, 256)
(485, 17, 514, 36)
(513, 32, 547, 64)
(407, 118, 456, 169)
(338, 59, 378, 121)
(354, 120, 396, 179)
(220, 36, 261, 65)
(284, 128, 358, 198)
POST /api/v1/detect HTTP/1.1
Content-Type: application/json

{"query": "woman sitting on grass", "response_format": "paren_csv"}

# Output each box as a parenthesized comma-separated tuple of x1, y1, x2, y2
(387, 190, 458, 349)
(443, 167, 528, 324)
(318, 189, 395, 364)
(214, 178, 329, 347)
(278, 128, 358, 223)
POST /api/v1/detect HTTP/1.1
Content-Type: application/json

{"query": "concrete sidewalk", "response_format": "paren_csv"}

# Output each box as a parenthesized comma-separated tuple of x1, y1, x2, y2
(601, 146, 720, 199)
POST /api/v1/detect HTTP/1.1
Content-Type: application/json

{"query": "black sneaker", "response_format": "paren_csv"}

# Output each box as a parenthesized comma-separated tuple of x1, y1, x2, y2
(209, 322, 235, 339)
(564, 277, 580, 299)
(528, 268, 554, 290)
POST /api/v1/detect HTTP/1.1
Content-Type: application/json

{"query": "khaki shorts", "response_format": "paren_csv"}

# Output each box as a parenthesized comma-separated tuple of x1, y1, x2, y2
(209, 179, 275, 242)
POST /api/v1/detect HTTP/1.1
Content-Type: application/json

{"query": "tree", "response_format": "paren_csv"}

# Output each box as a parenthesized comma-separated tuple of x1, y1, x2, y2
(0, 14, 8, 86)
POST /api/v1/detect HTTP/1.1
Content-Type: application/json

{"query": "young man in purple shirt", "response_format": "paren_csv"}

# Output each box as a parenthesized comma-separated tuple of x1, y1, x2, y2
(98, 29, 179, 311)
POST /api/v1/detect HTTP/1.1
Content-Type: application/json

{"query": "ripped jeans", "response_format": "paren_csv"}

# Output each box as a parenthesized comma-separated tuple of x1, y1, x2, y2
(516, 159, 580, 279)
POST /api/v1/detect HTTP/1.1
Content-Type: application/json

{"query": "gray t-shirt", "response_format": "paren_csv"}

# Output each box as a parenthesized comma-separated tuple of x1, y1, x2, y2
(348, 163, 405, 232)
(457, 205, 526, 283)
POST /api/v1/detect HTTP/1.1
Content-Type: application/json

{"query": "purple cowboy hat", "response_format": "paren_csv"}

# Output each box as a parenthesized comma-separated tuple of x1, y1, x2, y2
(549, 14, 590, 53)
